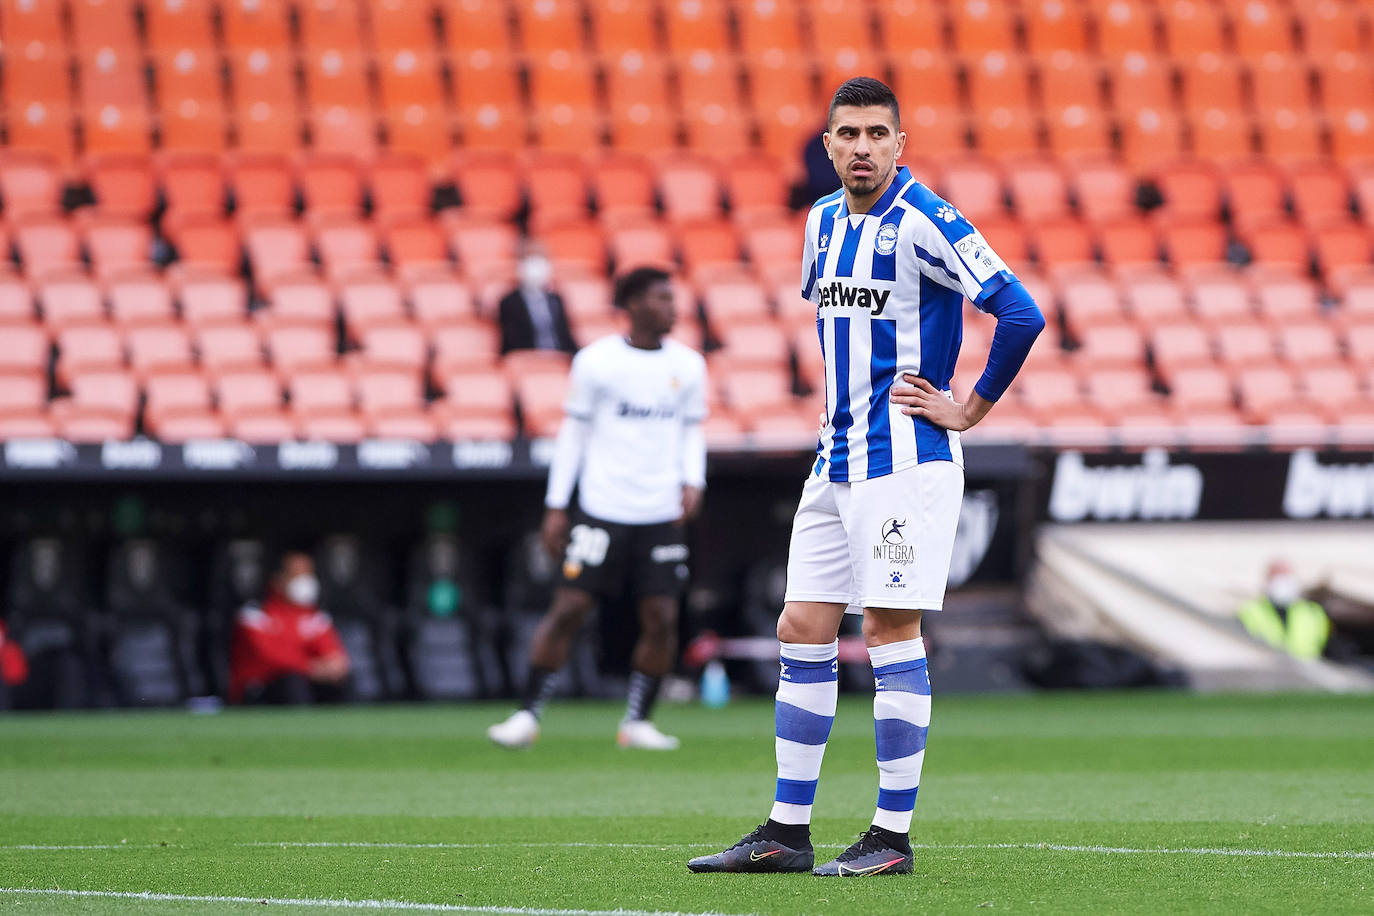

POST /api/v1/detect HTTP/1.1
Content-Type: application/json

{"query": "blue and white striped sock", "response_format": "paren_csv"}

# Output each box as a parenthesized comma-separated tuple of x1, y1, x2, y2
(768, 640, 839, 825)
(868, 637, 930, 834)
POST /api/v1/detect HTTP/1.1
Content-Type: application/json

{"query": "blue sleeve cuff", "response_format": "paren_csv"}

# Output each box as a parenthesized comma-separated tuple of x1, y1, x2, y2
(971, 280, 1046, 403)
(971, 270, 1019, 308)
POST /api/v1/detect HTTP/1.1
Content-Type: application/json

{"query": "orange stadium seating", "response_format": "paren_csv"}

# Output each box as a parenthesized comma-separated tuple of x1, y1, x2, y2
(0, 0, 1370, 446)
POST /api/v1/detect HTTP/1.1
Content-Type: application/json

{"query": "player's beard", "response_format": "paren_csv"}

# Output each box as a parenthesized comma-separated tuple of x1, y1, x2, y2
(842, 163, 886, 196)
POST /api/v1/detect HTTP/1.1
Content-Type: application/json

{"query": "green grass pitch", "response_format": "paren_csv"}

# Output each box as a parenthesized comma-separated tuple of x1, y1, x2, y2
(1, 692, 1372, 914)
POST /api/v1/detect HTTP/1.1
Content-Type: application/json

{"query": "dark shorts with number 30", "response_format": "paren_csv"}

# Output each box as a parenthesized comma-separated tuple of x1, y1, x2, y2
(559, 510, 690, 598)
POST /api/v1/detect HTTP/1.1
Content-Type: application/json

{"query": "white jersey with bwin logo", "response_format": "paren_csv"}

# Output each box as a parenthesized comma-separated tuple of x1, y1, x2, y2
(546, 335, 707, 526)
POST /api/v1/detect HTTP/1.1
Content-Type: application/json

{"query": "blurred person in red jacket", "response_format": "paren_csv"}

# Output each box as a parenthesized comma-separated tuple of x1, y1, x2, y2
(228, 551, 350, 704)
(0, 620, 29, 705)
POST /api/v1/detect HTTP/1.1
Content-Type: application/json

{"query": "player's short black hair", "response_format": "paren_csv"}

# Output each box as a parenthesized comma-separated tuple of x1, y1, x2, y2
(613, 266, 671, 310)
(828, 76, 900, 129)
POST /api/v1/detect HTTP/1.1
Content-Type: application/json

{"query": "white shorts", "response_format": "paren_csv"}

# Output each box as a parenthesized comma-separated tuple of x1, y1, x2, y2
(783, 460, 964, 613)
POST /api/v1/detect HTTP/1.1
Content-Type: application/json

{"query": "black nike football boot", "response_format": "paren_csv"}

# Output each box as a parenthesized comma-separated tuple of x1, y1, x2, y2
(812, 827, 914, 877)
(687, 824, 814, 873)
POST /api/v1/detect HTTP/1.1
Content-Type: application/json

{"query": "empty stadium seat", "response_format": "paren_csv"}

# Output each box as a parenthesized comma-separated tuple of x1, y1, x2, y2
(1236, 366, 1304, 423)
(0, 324, 48, 376)
(1149, 321, 1214, 380)
(127, 325, 195, 378)
(161, 155, 226, 219)
(245, 220, 312, 284)
(940, 159, 1005, 222)
(714, 320, 790, 372)
(1215, 322, 1278, 367)
(1017, 367, 1083, 416)
(513, 367, 572, 438)
(266, 325, 337, 376)
(357, 324, 427, 372)
(1084, 367, 1161, 412)
(41, 276, 106, 328)
(85, 155, 157, 220)
(299, 412, 366, 442)
(316, 220, 383, 276)
(1121, 271, 1188, 323)
(1007, 159, 1071, 222)
(1074, 322, 1148, 369)
(17, 218, 81, 278)
(384, 216, 450, 272)
(410, 275, 478, 330)
(1097, 217, 1159, 267)
(290, 370, 355, 416)
(265, 278, 336, 327)
(340, 277, 408, 334)
(1252, 270, 1321, 321)
(1188, 270, 1253, 324)
(659, 158, 723, 224)
(1120, 108, 1187, 173)
(216, 370, 283, 419)
(83, 217, 153, 276)
(231, 410, 298, 442)
(1222, 161, 1286, 230)
(433, 323, 501, 376)
(1058, 271, 1127, 334)
(108, 276, 175, 327)
(197, 326, 265, 376)
(356, 370, 423, 417)
(179, 275, 249, 328)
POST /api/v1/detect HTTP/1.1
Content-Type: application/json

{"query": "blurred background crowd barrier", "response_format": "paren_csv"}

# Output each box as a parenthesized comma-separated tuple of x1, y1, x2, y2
(1, 444, 1371, 709)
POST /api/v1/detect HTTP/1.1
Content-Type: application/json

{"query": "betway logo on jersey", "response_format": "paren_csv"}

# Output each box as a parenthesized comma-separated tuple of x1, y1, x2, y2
(1283, 449, 1374, 518)
(817, 281, 891, 316)
(1048, 449, 1203, 522)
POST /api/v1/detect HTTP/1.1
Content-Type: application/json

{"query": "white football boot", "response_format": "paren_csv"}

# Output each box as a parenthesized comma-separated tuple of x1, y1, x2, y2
(487, 709, 539, 748)
(616, 719, 680, 750)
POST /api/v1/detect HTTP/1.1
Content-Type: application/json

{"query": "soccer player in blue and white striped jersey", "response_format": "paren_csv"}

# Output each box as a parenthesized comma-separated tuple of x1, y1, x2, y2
(690, 77, 1045, 877)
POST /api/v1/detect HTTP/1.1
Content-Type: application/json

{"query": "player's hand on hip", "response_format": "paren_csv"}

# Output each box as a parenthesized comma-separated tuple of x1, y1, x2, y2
(890, 373, 975, 431)
(680, 485, 704, 522)
(541, 508, 571, 559)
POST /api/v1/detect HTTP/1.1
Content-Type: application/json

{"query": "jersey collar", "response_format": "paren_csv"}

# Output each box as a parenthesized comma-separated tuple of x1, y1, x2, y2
(834, 166, 914, 220)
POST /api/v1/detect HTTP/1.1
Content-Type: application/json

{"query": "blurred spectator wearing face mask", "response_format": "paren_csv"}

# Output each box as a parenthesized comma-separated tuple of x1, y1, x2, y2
(1237, 560, 1331, 660)
(498, 244, 578, 355)
(228, 551, 350, 704)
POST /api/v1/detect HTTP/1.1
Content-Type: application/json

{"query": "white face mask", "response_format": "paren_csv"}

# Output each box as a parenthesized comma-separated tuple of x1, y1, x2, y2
(1267, 574, 1301, 608)
(518, 255, 551, 289)
(286, 573, 319, 607)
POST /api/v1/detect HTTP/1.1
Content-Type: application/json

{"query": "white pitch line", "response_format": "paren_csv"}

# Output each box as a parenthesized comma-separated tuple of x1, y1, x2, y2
(0, 844, 173, 850)
(243, 840, 1374, 860)
(0, 888, 753, 916)
(9, 839, 1371, 861)
(251, 842, 793, 852)
(914, 842, 1374, 860)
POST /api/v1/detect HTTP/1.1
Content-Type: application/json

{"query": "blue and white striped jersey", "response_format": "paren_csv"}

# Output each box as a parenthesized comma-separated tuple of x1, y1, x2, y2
(802, 165, 1018, 482)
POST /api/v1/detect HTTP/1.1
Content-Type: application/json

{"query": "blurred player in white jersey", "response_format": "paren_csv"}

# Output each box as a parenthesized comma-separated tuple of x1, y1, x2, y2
(691, 78, 1045, 875)
(488, 267, 708, 751)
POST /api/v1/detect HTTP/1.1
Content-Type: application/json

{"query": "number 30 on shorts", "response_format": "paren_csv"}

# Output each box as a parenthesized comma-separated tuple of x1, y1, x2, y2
(563, 524, 610, 580)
